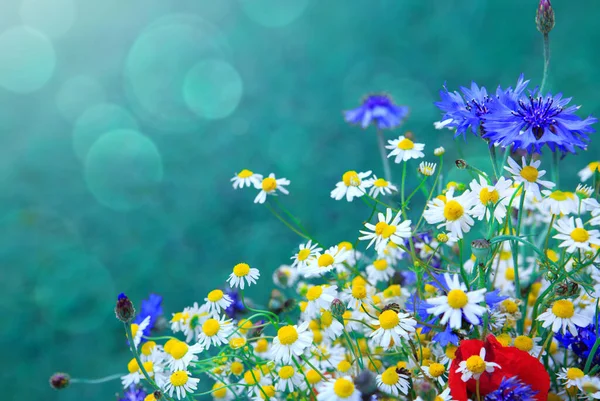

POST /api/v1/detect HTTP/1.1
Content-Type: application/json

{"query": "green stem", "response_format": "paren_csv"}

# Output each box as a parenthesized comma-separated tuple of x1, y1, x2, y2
(71, 374, 124, 384)
(377, 129, 392, 183)
(489, 145, 499, 180)
(265, 201, 311, 241)
(540, 33, 550, 94)
(415, 156, 443, 231)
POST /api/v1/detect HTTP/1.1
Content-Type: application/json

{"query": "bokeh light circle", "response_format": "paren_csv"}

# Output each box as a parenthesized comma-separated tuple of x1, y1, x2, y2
(84, 129, 163, 211)
(73, 103, 139, 161)
(0, 26, 56, 94)
(183, 59, 243, 120)
(56, 75, 106, 122)
(124, 14, 230, 132)
(239, 0, 310, 27)
(19, 0, 76, 38)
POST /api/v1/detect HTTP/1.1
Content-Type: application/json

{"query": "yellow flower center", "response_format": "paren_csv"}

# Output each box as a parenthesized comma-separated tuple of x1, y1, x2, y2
(238, 319, 253, 334)
(170, 312, 188, 323)
(443, 200, 464, 221)
(502, 299, 519, 314)
(514, 336, 534, 352)
(212, 383, 228, 398)
(170, 371, 188, 387)
(278, 366, 295, 379)
(379, 310, 399, 330)
(321, 311, 333, 327)
(465, 355, 486, 374)
(142, 361, 153, 373)
(552, 300, 575, 319)
(169, 341, 189, 359)
(297, 248, 311, 261)
(566, 367, 585, 380)
(318, 254, 334, 267)
(447, 289, 469, 309)
(202, 319, 220, 336)
(479, 187, 500, 204)
(549, 190, 568, 201)
(144, 394, 157, 401)
(164, 338, 178, 354)
(130, 323, 139, 338)
(333, 378, 355, 398)
(570, 227, 590, 243)
(338, 241, 353, 250)
(496, 333, 512, 347)
(230, 361, 244, 375)
(237, 169, 253, 178)
(520, 166, 539, 182)
(306, 286, 323, 301)
(127, 358, 139, 374)
(373, 259, 388, 271)
(397, 138, 415, 150)
(428, 363, 445, 377)
(277, 325, 299, 345)
(504, 268, 515, 281)
(261, 177, 277, 192)
(381, 224, 397, 238)
(233, 263, 250, 277)
(207, 289, 224, 302)
(546, 249, 559, 262)
(259, 385, 275, 400)
(306, 369, 321, 384)
(243, 369, 261, 385)
(338, 360, 352, 373)
(374, 221, 388, 236)
(384, 284, 401, 298)
(435, 397, 443, 401)
(352, 285, 367, 299)
(255, 338, 268, 353)
(342, 170, 361, 187)
(445, 345, 457, 360)
(141, 341, 156, 356)
(373, 178, 389, 187)
(588, 161, 600, 172)
(229, 337, 246, 349)
(381, 367, 399, 385)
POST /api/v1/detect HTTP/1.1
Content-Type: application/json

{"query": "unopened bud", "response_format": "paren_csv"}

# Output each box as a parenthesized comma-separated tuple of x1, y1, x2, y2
(115, 293, 135, 323)
(331, 298, 346, 320)
(555, 281, 579, 297)
(455, 159, 468, 169)
(436, 233, 449, 243)
(536, 0, 555, 34)
(383, 303, 401, 313)
(471, 239, 491, 259)
(153, 390, 163, 400)
(49, 372, 70, 390)
(434, 147, 445, 156)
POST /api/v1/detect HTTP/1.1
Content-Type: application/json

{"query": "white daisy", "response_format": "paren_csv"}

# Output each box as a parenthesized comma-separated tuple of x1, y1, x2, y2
(304, 284, 338, 319)
(227, 263, 260, 289)
(504, 156, 555, 200)
(342, 282, 376, 311)
(302, 245, 348, 277)
(426, 274, 487, 329)
(557, 367, 586, 388)
(272, 264, 299, 288)
(537, 299, 590, 335)
(180, 303, 210, 343)
(456, 347, 500, 381)
(366, 258, 395, 283)
(275, 365, 303, 392)
(130, 316, 151, 348)
(319, 310, 344, 340)
(330, 170, 373, 202)
(197, 316, 235, 349)
(205, 289, 233, 316)
(376, 366, 410, 396)
(271, 322, 313, 364)
(423, 190, 477, 239)
(469, 176, 513, 223)
(251, 385, 277, 401)
(365, 175, 398, 198)
(554, 217, 600, 253)
(418, 161, 437, 177)
(317, 376, 362, 401)
(162, 370, 199, 400)
(369, 310, 417, 349)
(359, 208, 412, 254)
(541, 190, 578, 216)
(574, 375, 600, 399)
(231, 169, 262, 189)
(578, 161, 600, 182)
(164, 340, 203, 371)
(421, 362, 446, 385)
(512, 335, 544, 357)
(121, 357, 161, 388)
(211, 380, 235, 401)
(386, 135, 425, 163)
(169, 311, 189, 334)
(254, 173, 290, 204)
(291, 240, 322, 269)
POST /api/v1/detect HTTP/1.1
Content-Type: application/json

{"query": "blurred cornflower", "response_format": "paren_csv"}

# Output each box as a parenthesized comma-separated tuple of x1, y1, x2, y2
(118, 386, 147, 401)
(485, 376, 538, 401)
(555, 319, 600, 368)
(344, 94, 409, 129)
(224, 289, 245, 319)
(133, 294, 163, 341)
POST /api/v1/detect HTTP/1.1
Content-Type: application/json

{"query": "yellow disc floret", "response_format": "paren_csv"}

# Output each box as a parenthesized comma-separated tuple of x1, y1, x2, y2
(514, 336, 534, 352)
(465, 355, 486, 374)
(261, 177, 277, 192)
(479, 188, 500, 204)
(237, 169, 253, 178)
(318, 254, 334, 267)
(342, 171, 361, 186)
(278, 366, 295, 379)
(233, 263, 250, 277)
(333, 378, 355, 397)
(207, 289, 224, 302)
(380, 367, 399, 385)
(170, 371, 189, 386)
(447, 289, 469, 309)
(202, 319, 220, 336)
(428, 363, 445, 377)
(379, 310, 399, 330)
(520, 166, 539, 182)
(552, 300, 575, 319)
(570, 228, 590, 243)
(306, 286, 323, 301)
(397, 138, 415, 150)
(277, 325, 299, 345)
(444, 200, 464, 221)
(169, 340, 189, 359)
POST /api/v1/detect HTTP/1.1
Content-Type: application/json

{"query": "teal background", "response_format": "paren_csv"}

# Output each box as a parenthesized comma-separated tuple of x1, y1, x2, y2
(0, 0, 598, 400)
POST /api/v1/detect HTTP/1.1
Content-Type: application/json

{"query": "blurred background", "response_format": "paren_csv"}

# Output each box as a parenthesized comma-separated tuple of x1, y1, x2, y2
(0, 0, 598, 399)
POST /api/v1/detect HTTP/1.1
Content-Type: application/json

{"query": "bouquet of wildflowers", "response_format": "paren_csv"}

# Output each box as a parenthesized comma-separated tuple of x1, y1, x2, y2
(52, 2, 600, 401)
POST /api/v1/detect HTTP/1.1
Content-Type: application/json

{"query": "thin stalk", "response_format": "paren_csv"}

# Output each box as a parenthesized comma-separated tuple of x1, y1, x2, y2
(71, 374, 124, 384)
(377, 129, 392, 183)
(540, 33, 550, 94)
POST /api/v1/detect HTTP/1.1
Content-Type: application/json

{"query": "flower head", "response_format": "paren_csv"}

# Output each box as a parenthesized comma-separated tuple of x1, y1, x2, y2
(484, 376, 538, 401)
(254, 173, 290, 204)
(386, 135, 425, 163)
(536, 298, 590, 336)
(330, 170, 373, 202)
(369, 309, 417, 349)
(376, 366, 411, 396)
(227, 263, 260, 289)
(554, 217, 600, 253)
(317, 376, 362, 401)
(435, 82, 493, 138)
(344, 94, 409, 130)
(270, 322, 313, 363)
(504, 157, 554, 200)
(231, 169, 262, 189)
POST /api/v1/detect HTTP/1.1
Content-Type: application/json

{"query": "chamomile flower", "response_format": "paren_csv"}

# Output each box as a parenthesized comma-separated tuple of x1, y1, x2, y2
(181, 303, 210, 342)
(469, 176, 513, 222)
(418, 161, 437, 176)
(330, 170, 373, 202)
(121, 357, 159, 388)
(272, 264, 299, 288)
(423, 190, 477, 239)
(366, 258, 395, 283)
(276, 365, 303, 392)
(537, 299, 590, 335)
(227, 263, 260, 289)
(291, 240, 322, 269)
(271, 322, 313, 364)
(376, 366, 411, 396)
(164, 340, 203, 371)
(386, 135, 425, 163)
(342, 282, 376, 311)
(504, 157, 555, 200)
(359, 208, 412, 254)
(365, 175, 398, 198)
(197, 316, 235, 349)
(130, 316, 151, 348)
(541, 190, 578, 216)
(455, 347, 500, 381)
(302, 245, 348, 277)
(553, 217, 600, 253)
(251, 385, 277, 401)
(205, 289, 233, 316)
(512, 335, 544, 357)
(578, 161, 600, 182)
(211, 381, 235, 401)
(317, 376, 362, 401)
(170, 311, 189, 334)
(426, 274, 487, 329)
(231, 170, 262, 189)
(369, 310, 417, 349)
(304, 284, 338, 318)
(254, 173, 290, 204)
(421, 362, 446, 385)
(557, 367, 585, 388)
(320, 310, 344, 340)
(163, 370, 199, 400)
(575, 375, 600, 399)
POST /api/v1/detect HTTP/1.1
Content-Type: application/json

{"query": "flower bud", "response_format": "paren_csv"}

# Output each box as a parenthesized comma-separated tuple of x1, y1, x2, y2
(436, 233, 449, 243)
(153, 390, 163, 400)
(455, 159, 468, 169)
(434, 147, 445, 156)
(471, 239, 491, 259)
(49, 372, 70, 390)
(115, 293, 135, 323)
(354, 370, 377, 396)
(536, 0, 555, 34)
(331, 299, 346, 321)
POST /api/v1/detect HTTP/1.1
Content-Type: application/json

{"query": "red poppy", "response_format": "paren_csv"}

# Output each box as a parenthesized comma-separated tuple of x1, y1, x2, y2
(449, 334, 550, 401)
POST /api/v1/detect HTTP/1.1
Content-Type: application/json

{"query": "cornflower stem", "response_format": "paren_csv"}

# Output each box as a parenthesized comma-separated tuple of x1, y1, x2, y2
(124, 322, 174, 401)
(551, 150, 560, 186)
(540, 33, 550, 95)
(377, 129, 392, 183)
(512, 190, 526, 331)
(265, 201, 312, 241)
(489, 145, 500, 180)
(415, 156, 443, 231)
(71, 374, 124, 384)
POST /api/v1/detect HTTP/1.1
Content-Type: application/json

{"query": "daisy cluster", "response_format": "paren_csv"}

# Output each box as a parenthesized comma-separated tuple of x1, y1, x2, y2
(54, 3, 600, 401)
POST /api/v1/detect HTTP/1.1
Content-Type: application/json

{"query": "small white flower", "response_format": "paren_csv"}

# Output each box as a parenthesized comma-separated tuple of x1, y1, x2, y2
(121, 356, 162, 388)
(302, 245, 348, 277)
(290, 240, 322, 269)
(130, 316, 151, 348)
(254, 173, 290, 204)
(574, 375, 600, 399)
(317, 376, 362, 401)
(469, 176, 513, 223)
(423, 190, 477, 239)
(330, 170, 373, 202)
(366, 258, 395, 283)
(376, 366, 411, 396)
(319, 310, 344, 340)
(276, 365, 304, 392)
(537, 299, 590, 336)
(304, 284, 338, 319)
(418, 161, 437, 177)
(456, 347, 500, 381)
(540, 189, 578, 216)
(386, 135, 425, 163)
(270, 322, 313, 364)
(180, 303, 210, 343)
(231, 169, 262, 189)
(557, 367, 586, 388)
(504, 156, 555, 200)
(165, 340, 203, 371)
(369, 310, 417, 349)
(421, 362, 446, 385)
(426, 274, 486, 329)
(204, 289, 233, 316)
(162, 370, 200, 400)
(365, 175, 398, 198)
(197, 316, 235, 349)
(359, 208, 412, 254)
(227, 263, 260, 290)
(578, 161, 600, 182)
(553, 217, 600, 253)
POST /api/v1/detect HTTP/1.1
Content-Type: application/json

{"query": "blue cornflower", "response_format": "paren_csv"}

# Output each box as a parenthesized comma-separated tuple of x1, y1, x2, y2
(484, 78, 596, 153)
(133, 293, 163, 339)
(224, 289, 245, 319)
(486, 290, 508, 307)
(118, 386, 146, 401)
(432, 324, 459, 346)
(344, 94, 409, 129)
(485, 376, 537, 401)
(555, 318, 600, 368)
